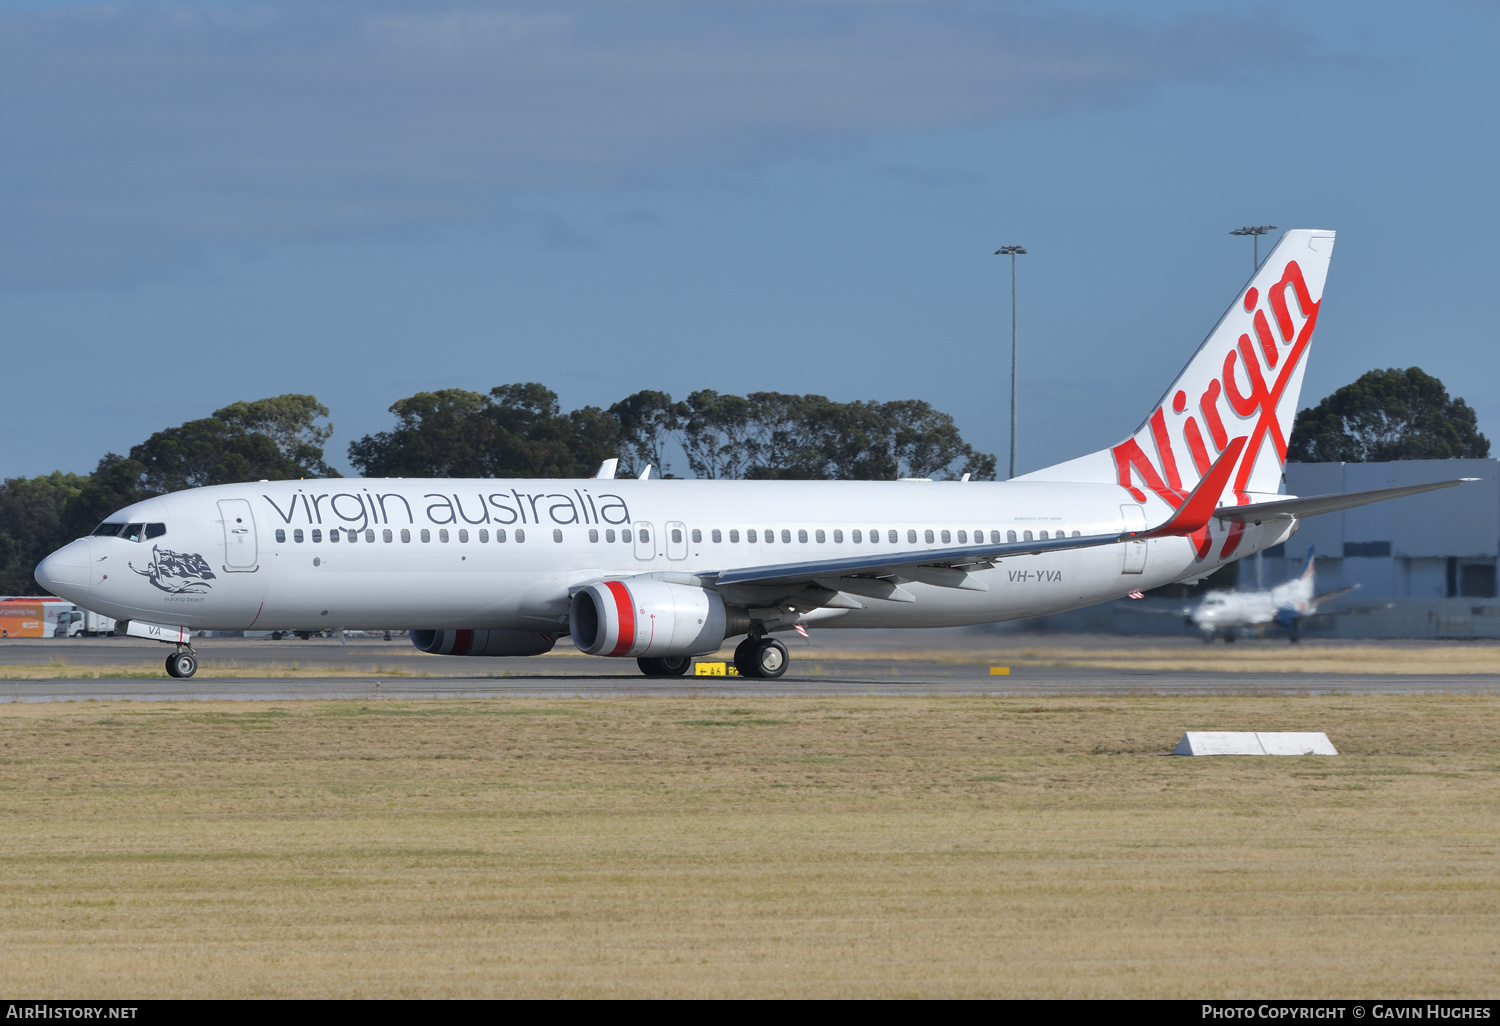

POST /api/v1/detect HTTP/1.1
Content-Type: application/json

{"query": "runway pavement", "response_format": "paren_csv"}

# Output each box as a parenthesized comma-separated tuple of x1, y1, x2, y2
(6, 669, 1500, 702)
(3, 635, 1499, 700)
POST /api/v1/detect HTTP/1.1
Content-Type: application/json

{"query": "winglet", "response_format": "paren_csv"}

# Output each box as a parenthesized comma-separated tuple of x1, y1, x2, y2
(1128, 436, 1247, 540)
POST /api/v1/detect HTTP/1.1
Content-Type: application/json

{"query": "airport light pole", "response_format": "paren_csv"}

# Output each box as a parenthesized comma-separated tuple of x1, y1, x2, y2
(1231, 225, 1275, 591)
(996, 245, 1027, 479)
(1230, 225, 1277, 272)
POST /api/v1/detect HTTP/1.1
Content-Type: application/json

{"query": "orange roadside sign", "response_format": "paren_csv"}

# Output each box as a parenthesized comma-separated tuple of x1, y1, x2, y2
(0, 600, 48, 638)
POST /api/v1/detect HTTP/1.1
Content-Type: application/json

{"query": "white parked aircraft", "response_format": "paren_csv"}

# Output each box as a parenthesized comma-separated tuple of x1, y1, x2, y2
(35, 230, 1471, 679)
(1186, 550, 1359, 643)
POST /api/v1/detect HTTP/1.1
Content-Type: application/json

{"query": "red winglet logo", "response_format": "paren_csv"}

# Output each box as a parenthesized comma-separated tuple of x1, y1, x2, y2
(1130, 436, 1247, 540)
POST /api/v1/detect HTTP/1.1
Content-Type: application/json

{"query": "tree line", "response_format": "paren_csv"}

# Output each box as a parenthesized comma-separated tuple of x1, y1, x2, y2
(1, 385, 995, 595)
(1286, 367, 1489, 463)
(0, 369, 1488, 597)
(346, 384, 998, 482)
(1, 395, 337, 597)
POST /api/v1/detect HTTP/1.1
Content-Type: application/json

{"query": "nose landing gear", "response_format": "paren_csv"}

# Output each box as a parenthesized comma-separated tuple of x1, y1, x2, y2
(165, 647, 198, 678)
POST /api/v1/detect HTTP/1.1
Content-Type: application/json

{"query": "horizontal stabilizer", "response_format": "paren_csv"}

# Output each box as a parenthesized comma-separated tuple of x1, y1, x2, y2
(1214, 478, 1475, 524)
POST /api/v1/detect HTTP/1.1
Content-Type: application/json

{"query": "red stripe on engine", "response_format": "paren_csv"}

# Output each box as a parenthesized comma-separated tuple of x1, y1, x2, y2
(452, 629, 473, 655)
(604, 581, 635, 657)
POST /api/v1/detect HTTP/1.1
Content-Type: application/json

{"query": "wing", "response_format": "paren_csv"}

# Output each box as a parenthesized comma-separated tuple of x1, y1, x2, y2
(1214, 478, 1475, 524)
(705, 438, 1246, 595)
(1122, 605, 1195, 617)
(1311, 584, 1361, 605)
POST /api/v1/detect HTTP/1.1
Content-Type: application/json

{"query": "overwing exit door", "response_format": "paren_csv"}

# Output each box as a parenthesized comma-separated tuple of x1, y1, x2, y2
(633, 522, 655, 561)
(665, 521, 688, 560)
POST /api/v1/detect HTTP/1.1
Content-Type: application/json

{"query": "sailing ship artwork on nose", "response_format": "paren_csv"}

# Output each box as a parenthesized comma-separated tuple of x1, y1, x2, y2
(129, 545, 217, 594)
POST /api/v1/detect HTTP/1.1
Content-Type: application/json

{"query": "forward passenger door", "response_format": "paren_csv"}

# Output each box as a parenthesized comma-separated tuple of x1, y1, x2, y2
(218, 499, 259, 572)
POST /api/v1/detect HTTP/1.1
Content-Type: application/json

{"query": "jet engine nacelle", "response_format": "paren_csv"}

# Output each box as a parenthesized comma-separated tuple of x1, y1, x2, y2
(411, 629, 557, 657)
(570, 579, 744, 658)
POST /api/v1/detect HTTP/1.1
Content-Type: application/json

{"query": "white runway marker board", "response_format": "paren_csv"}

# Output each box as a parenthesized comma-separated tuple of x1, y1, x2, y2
(1172, 732, 1338, 756)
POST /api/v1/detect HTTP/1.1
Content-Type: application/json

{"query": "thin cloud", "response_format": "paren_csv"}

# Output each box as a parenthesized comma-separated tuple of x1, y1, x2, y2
(607, 209, 667, 228)
(878, 166, 989, 188)
(0, 1, 1302, 287)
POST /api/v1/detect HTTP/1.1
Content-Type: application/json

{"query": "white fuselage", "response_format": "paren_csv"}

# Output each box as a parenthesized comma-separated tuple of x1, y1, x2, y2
(38, 476, 1295, 635)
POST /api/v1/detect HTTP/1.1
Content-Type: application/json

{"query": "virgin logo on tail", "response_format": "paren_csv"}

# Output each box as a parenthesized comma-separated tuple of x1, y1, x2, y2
(1111, 259, 1321, 559)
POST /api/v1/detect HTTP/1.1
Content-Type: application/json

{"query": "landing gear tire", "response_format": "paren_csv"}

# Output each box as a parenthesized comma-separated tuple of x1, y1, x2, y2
(733, 637, 758, 677)
(165, 650, 197, 679)
(638, 655, 691, 677)
(742, 638, 789, 680)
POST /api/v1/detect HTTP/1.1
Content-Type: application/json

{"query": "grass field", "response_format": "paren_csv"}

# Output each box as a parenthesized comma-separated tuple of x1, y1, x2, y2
(1, 695, 1498, 998)
(790, 641, 1500, 675)
(2, 636, 1498, 678)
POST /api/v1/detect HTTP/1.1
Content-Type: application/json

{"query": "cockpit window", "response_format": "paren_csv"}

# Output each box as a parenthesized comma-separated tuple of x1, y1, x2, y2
(145, 523, 166, 539)
(92, 522, 125, 537)
(120, 523, 145, 542)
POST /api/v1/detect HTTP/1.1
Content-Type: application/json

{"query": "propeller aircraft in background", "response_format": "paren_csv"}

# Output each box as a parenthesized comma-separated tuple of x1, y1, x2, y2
(1184, 550, 1361, 643)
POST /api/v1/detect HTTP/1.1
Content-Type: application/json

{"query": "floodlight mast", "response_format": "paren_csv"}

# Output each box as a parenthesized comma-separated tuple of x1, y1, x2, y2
(995, 244, 1027, 479)
(1230, 225, 1277, 271)
(1229, 225, 1276, 591)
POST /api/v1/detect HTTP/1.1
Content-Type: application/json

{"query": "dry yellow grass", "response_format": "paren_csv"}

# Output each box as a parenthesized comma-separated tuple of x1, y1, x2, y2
(1, 695, 1497, 998)
(4, 637, 1498, 677)
(802, 641, 1500, 675)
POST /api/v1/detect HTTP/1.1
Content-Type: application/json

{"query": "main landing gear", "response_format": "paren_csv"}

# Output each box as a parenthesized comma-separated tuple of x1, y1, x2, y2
(734, 636, 789, 680)
(633, 636, 791, 679)
(637, 655, 691, 677)
(165, 647, 198, 679)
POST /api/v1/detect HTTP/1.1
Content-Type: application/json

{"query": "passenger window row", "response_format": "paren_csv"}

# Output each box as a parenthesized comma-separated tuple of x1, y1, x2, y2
(275, 527, 540, 544)
(577, 527, 1083, 545)
(271, 523, 1083, 548)
(582, 528, 649, 544)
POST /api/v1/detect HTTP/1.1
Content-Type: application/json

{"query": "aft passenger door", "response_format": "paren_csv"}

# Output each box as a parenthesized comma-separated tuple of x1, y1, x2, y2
(1119, 504, 1146, 574)
(665, 521, 688, 560)
(218, 499, 259, 572)
(633, 522, 655, 561)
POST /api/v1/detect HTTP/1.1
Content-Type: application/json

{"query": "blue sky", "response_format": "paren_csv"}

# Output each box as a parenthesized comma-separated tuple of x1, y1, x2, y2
(2, 0, 1496, 481)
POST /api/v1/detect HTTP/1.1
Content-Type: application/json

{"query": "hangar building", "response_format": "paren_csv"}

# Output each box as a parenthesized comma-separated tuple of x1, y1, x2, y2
(1260, 459, 1499, 639)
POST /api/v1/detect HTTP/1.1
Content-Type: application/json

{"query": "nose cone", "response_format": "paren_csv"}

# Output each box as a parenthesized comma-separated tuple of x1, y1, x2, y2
(35, 539, 91, 601)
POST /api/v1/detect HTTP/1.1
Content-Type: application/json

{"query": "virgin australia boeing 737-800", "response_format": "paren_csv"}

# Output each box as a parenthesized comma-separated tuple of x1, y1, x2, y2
(34, 230, 1470, 679)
